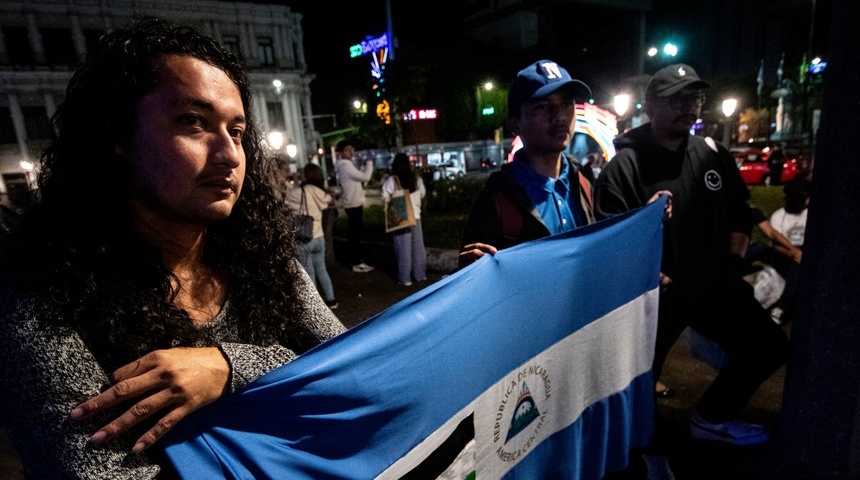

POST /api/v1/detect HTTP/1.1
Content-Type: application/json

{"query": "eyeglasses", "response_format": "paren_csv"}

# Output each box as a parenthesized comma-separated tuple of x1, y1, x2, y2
(666, 93, 706, 109)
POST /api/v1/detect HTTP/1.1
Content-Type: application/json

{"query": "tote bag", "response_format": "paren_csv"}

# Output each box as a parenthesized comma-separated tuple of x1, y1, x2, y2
(384, 176, 417, 233)
(296, 187, 314, 243)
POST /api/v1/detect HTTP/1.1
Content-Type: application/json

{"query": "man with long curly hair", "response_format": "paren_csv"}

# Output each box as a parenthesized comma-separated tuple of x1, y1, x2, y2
(0, 18, 345, 478)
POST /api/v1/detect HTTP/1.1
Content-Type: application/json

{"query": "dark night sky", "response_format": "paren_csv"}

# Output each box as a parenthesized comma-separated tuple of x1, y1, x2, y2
(265, 1, 832, 127)
(281, 0, 464, 117)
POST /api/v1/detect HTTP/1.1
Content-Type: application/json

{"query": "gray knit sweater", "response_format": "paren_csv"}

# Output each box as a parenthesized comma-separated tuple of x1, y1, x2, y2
(0, 262, 346, 479)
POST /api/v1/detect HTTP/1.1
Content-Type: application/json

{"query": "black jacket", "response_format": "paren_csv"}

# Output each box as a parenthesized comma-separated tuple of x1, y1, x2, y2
(594, 124, 751, 292)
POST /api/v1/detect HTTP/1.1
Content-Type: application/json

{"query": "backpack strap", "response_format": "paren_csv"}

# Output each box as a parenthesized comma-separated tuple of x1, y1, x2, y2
(577, 170, 594, 211)
(493, 190, 523, 240)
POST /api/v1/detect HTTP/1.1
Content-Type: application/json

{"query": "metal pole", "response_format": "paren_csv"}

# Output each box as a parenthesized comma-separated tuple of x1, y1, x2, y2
(386, 0, 395, 61)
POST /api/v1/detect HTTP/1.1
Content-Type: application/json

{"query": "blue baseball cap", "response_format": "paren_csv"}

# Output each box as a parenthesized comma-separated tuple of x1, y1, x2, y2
(507, 59, 591, 115)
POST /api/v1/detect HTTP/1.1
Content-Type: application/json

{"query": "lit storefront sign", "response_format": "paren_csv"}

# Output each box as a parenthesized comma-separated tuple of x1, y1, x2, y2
(402, 109, 438, 121)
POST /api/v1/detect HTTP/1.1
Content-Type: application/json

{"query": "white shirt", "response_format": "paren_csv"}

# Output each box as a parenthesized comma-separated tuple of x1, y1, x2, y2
(381, 175, 426, 220)
(770, 207, 807, 247)
(334, 158, 373, 209)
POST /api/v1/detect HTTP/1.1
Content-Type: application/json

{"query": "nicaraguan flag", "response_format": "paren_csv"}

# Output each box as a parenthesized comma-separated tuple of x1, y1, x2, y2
(162, 198, 666, 479)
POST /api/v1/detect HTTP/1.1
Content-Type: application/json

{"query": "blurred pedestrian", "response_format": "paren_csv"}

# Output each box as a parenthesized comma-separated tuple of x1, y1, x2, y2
(594, 63, 790, 456)
(459, 59, 596, 268)
(767, 178, 810, 324)
(768, 143, 786, 186)
(334, 139, 375, 273)
(0, 18, 345, 478)
(286, 163, 338, 308)
(744, 205, 801, 271)
(382, 153, 427, 286)
(586, 151, 607, 181)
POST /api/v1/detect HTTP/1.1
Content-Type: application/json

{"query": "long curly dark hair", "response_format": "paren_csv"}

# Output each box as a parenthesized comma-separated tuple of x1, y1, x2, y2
(0, 18, 306, 370)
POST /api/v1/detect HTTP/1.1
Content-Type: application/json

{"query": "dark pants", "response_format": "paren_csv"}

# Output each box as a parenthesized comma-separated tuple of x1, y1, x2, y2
(344, 206, 364, 266)
(769, 164, 784, 185)
(654, 278, 791, 423)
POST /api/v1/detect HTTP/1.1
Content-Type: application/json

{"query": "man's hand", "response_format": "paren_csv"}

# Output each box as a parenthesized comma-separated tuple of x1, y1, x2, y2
(790, 248, 803, 264)
(458, 242, 497, 268)
(71, 347, 230, 453)
(648, 190, 673, 220)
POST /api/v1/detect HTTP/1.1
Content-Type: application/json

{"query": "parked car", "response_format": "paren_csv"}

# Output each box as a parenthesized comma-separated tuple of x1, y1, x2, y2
(732, 148, 799, 185)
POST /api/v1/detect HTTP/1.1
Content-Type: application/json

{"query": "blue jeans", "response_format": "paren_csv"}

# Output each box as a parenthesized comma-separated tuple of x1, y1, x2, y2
(392, 220, 427, 284)
(296, 236, 336, 302)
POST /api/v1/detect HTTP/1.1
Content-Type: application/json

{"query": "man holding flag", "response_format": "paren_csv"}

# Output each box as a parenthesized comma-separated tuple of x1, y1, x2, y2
(594, 64, 791, 473)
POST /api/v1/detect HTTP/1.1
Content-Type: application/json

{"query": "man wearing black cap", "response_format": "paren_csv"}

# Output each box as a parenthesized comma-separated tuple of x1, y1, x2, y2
(459, 59, 595, 266)
(594, 64, 791, 451)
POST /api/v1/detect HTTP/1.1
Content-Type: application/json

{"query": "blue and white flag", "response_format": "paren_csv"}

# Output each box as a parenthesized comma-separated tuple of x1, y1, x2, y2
(163, 198, 666, 479)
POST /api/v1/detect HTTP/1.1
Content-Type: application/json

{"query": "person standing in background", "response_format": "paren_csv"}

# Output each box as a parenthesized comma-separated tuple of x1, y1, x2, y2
(767, 178, 810, 324)
(768, 143, 787, 186)
(287, 163, 338, 309)
(334, 139, 375, 273)
(594, 64, 790, 474)
(381, 153, 427, 286)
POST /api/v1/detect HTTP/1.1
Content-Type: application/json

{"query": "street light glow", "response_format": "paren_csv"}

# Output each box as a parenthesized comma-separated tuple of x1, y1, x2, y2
(286, 143, 298, 158)
(663, 43, 678, 57)
(613, 94, 630, 116)
(647, 47, 658, 57)
(483, 82, 494, 91)
(267, 130, 284, 150)
(722, 98, 738, 117)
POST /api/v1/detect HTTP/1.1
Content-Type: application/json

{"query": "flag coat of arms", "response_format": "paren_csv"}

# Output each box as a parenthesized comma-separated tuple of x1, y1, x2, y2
(163, 198, 666, 479)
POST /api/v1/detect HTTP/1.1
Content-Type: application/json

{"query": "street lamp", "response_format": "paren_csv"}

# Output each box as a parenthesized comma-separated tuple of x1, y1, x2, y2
(613, 94, 631, 116)
(722, 98, 738, 146)
(662, 43, 678, 57)
(267, 130, 284, 150)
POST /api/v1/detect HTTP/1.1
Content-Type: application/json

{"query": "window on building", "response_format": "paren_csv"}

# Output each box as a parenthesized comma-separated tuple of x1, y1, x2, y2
(21, 106, 52, 140)
(266, 102, 285, 130)
(0, 107, 17, 144)
(256, 36, 274, 66)
(41, 27, 77, 66)
(3, 26, 34, 66)
(83, 29, 104, 55)
(222, 34, 242, 60)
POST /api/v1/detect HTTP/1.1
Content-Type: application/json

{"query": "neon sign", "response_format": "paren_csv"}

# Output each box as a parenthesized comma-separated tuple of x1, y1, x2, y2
(402, 109, 438, 121)
(349, 33, 389, 58)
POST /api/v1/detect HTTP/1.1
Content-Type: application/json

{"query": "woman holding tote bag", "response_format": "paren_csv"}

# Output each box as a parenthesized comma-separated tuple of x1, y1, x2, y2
(286, 163, 338, 308)
(381, 153, 427, 286)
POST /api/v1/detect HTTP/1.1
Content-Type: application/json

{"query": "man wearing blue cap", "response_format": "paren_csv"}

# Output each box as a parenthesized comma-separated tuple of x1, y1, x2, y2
(595, 64, 791, 455)
(459, 60, 596, 266)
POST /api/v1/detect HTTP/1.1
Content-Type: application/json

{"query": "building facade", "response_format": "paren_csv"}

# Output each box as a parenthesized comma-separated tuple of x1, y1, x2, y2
(0, 0, 318, 208)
